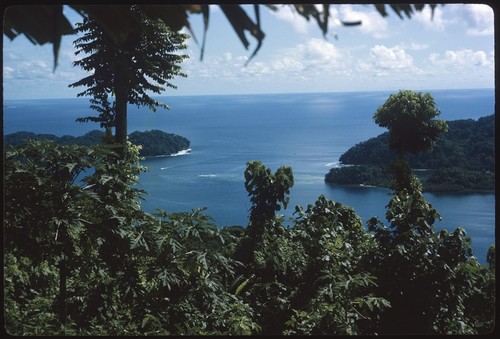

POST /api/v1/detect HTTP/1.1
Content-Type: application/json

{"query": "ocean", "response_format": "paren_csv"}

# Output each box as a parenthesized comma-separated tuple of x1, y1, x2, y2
(3, 88, 495, 263)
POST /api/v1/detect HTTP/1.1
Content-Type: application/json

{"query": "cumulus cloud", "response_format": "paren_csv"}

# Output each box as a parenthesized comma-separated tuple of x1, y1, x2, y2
(415, 4, 494, 36)
(242, 38, 346, 77)
(429, 49, 492, 67)
(182, 37, 349, 89)
(241, 39, 334, 81)
(295, 38, 343, 65)
(463, 4, 494, 36)
(243, 61, 273, 77)
(271, 56, 304, 72)
(370, 45, 413, 69)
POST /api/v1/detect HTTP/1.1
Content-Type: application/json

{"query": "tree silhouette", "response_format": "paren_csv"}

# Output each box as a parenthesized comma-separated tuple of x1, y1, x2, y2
(68, 7, 188, 154)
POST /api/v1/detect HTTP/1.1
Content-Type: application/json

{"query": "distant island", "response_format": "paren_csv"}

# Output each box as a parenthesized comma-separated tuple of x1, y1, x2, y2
(325, 114, 494, 192)
(4, 129, 191, 158)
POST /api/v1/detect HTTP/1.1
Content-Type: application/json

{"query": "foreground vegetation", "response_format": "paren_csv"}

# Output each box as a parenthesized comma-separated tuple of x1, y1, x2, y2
(325, 114, 494, 192)
(4, 129, 190, 157)
(4, 140, 495, 335)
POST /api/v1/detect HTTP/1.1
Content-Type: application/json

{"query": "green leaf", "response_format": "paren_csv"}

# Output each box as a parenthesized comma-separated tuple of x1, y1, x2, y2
(235, 275, 254, 295)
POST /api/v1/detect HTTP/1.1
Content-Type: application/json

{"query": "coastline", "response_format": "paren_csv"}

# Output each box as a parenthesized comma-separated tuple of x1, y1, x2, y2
(325, 181, 495, 194)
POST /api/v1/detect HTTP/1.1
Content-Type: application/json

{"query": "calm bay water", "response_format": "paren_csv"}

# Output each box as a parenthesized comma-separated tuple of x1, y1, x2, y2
(3, 89, 495, 263)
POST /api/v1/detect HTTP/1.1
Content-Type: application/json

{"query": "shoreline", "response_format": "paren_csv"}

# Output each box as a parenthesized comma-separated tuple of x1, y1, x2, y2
(325, 181, 495, 194)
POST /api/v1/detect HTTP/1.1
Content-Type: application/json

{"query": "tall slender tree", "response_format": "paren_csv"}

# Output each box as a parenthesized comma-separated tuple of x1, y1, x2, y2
(69, 6, 188, 155)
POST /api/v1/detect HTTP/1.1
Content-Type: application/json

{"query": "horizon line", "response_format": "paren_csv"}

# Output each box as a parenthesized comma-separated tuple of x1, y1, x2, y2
(3, 87, 495, 102)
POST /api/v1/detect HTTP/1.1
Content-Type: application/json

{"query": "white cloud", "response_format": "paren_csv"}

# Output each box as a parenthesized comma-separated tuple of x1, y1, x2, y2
(415, 4, 494, 36)
(243, 38, 345, 76)
(370, 45, 413, 69)
(182, 36, 474, 94)
(464, 4, 494, 36)
(296, 38, 343, 65)
(271, 56, 304, 72)
(243, 61, 272, 77)
(180, 37, 349, 91)
(429, 49, 492, 67)
(424, 48, 494, 88)
(470, 51, 490, 66)
(337, 5, 389, 38)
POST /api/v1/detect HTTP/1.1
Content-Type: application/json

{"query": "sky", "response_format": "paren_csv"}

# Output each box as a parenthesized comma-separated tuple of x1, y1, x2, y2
(2, 3, 495, 100)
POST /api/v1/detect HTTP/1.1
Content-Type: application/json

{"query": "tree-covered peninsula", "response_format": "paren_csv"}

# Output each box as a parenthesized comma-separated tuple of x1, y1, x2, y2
(4, 129, 190, 157)
(325, 114, 494, 192)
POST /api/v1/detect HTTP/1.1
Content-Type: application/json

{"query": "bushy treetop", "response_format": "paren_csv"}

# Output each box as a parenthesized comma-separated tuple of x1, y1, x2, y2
(373, 90, 448, 156)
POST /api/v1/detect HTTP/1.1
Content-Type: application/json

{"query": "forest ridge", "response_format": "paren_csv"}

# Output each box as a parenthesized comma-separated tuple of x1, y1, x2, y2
(4, 129, 191, 158)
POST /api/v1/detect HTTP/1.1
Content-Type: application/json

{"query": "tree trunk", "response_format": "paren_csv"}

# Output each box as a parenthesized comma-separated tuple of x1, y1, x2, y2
(58, 257, 67, 323)
(58, 246, 67, 324)
(114, 58, 130, 157)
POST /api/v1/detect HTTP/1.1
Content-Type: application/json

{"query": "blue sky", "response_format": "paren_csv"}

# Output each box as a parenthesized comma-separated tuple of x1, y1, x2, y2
(2, 3, 495, 100)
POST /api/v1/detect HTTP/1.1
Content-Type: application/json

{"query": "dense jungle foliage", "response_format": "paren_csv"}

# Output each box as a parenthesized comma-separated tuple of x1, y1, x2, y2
(4, 129, 190, 157)
(4, 140, 495, 335)
(325, 115, 494, 192)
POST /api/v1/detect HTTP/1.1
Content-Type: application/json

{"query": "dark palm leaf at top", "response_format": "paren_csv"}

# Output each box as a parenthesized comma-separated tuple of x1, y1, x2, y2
(3, 3, 438, 69)
(3, 5, 73, 70)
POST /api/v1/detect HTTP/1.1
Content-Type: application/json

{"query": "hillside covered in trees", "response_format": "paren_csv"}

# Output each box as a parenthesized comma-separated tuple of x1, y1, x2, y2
(4, 129, 190, 157)
(325, 115, 494, 192)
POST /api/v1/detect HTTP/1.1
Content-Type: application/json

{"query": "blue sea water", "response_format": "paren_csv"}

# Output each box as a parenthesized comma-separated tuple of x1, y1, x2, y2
(3, 89, 495, 263)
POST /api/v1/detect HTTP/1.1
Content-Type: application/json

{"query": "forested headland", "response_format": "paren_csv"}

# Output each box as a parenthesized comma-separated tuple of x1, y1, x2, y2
(325, 114, 494, 192)
(4, 129, 190, 157)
